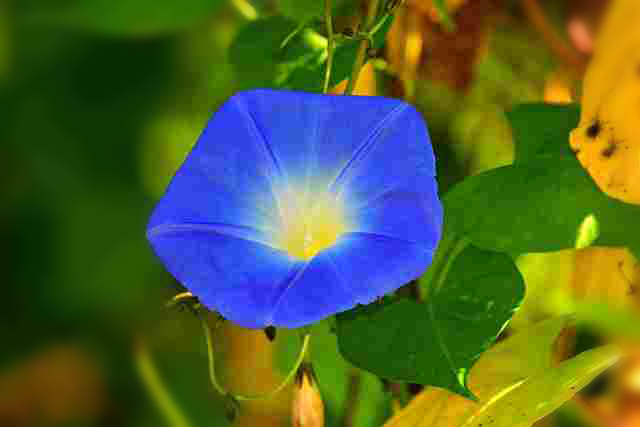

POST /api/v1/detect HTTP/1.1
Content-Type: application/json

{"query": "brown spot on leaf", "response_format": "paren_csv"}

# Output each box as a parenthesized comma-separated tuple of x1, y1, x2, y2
(601, 141, 617, 158)
(586, 120, 602, 138)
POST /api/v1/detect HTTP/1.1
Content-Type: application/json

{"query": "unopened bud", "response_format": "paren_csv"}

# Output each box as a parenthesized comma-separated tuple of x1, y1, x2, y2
(292, 363, 324, 427)
(264, 326, 277, 342)
(223, 394, 239, 423)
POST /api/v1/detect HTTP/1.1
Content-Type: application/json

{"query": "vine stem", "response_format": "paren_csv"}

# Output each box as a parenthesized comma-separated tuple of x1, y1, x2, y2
(196, 310, 227, 396)
(196, 309, 312, 401)
(135, 337, 193, 427)
(323, 0, 335, 93)
(344, 0, 381, 95)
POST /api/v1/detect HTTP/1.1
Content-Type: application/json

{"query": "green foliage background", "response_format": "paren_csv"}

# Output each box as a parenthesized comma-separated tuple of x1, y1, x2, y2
(2, 0, 636, 426)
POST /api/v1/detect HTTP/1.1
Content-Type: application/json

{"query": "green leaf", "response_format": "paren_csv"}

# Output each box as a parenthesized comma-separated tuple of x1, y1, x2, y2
(336, 245, 525, 397)
(41, 0, 224, 36)
(444, 155, 640, 253)
(384, 317, 620, 427)
(506, 103, 580, 163)
(229, 14, 394, 91)
(279, 0, 324, 22)
(229, 17, 322, 90)
(630, 241, 640, 260)
(279, 0, 350, 22)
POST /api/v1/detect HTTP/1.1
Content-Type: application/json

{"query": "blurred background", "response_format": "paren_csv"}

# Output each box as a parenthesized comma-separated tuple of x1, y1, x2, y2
(3, 0, 633, 426)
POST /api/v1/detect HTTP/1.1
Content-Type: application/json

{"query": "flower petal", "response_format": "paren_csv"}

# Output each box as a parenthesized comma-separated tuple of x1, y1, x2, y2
(148, 227, 297, 328)
(270, 253, 356, 327)
(147, 89, 443, 328)
(147, 97, 283, 240)
(238, 90, 412, 192)
(271, 233, 435, 327)
(345, 176, 442, 250)
(332, 233, 436, 305)
(335, 105, 437, 211)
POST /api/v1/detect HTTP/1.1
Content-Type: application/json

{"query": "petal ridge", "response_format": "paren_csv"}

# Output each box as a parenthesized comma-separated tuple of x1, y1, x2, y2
(234, 95, 285, 180)
(342, 231, 429, 248)
(268, 260, 312, 322)
(346, 167, 433, 212)
(147, 222, 278, 249)
(329, 103, 409, 193)
(323, 251, 358, 300)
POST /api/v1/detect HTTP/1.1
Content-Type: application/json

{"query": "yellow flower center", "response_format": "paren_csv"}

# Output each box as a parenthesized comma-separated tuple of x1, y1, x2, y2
(277, 188, 346, 260)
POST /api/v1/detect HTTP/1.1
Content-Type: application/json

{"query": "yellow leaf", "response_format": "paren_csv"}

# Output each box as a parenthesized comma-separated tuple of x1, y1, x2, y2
(571, 248, 639, 311)
(460, 345, 619, 427)
(384, 317, 620, 427)
(569, 0, 640, 204)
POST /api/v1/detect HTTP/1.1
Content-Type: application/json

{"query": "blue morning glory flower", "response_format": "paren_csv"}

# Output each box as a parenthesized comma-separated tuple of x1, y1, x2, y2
(147, 89, 442, 328)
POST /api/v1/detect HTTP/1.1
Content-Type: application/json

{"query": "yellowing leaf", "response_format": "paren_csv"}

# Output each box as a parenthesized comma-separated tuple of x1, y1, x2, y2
(384, 317, 621, 427)
(571, 247, 640, 311)
(460, 345, 619, 427)
(569, 0, 640, 204)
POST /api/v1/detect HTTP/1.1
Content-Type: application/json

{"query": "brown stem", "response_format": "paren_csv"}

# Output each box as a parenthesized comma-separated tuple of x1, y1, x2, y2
(520, 0, 587, 76)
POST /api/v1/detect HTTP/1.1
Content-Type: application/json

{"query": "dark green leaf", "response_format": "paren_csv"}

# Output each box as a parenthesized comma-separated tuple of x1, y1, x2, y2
(229, 17, 319, 90)
(507, 103, 580, 163)
(279, 0, 350, 22)
(229, 14, 394, 92)
(336, 245, 525, 397)
(444, 154, 640, 253)
(41, 0, 223, 36)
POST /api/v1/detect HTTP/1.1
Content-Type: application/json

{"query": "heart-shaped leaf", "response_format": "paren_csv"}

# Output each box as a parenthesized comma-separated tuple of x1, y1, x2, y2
(444, 155, 640, 253)
(229, 16, 393, 92)
(336, 245, 525, 397)
(383, 316, 620, 427)
(506, 103, 580, 163)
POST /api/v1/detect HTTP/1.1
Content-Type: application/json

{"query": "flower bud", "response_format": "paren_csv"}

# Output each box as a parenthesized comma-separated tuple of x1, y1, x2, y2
(291, 363, 324, 427)
(264, 326, 277, 342)
(223, 394, 239, 423)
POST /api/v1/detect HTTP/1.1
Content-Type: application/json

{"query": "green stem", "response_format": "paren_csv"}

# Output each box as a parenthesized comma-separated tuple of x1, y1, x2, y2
(197, 309, 312, 401)
(280, 21, 307, 50)
(368, 12, 391, 38)
(344, 0, 381, 95)
(135, 337, 193, 427)
(323, 0, 335, 93)
(196, 310, 227, 396)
